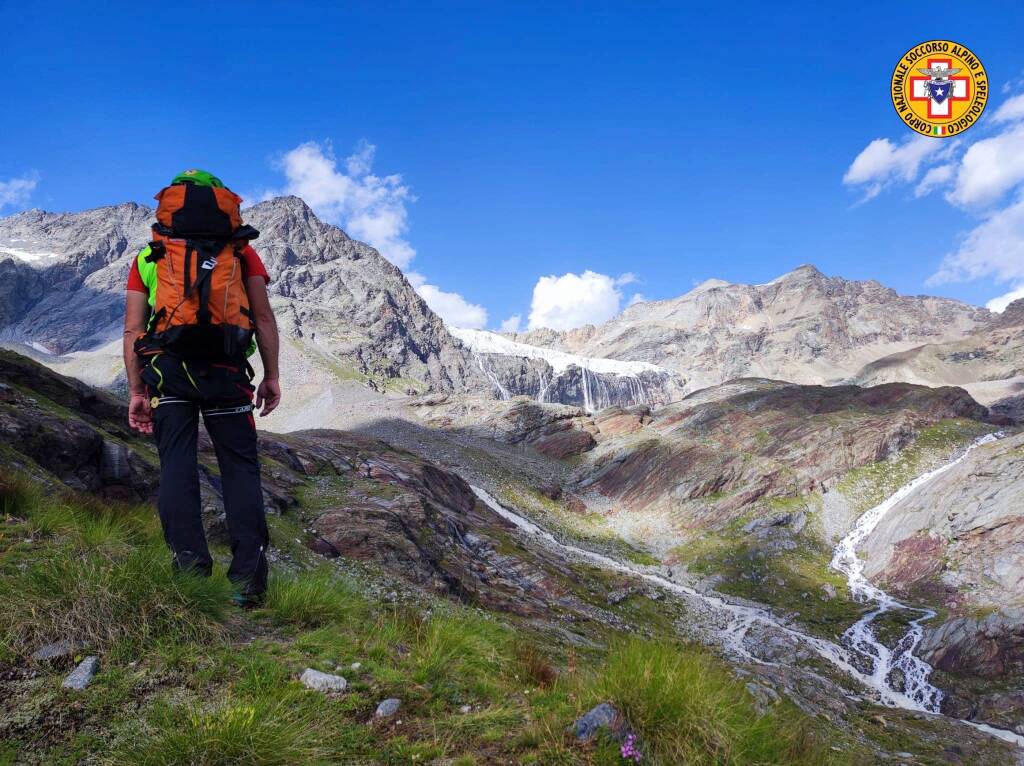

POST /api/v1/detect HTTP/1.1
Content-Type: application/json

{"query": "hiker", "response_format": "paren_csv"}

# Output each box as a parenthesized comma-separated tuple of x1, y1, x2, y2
(122, 169, 281, 606)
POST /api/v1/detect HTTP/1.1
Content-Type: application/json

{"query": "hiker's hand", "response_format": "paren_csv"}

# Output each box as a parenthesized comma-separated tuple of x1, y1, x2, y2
(255, 378, 280, 417)
(128, 393, 153, 434)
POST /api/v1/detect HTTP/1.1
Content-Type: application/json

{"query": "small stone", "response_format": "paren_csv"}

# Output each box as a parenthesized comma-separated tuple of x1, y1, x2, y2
(894, 754, 914, 759)
(375, 698, 401, 718)
(30, 640, 75, 663)
(459, 704, 472, 714)
(573, 702, 622, 742)
(300, 668, 347, 693)
(821, 583, 838, 601)
(62, 656, 99, 690)
(350, 662, 362, 671)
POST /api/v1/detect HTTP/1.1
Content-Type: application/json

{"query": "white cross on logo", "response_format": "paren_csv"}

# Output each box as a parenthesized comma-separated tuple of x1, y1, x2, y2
(910, 58, 968, 118)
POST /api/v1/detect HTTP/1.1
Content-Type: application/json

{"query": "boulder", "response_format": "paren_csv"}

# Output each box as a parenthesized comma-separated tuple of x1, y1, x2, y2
(299, 668, 348, 693)
(573, 702, 623, 742)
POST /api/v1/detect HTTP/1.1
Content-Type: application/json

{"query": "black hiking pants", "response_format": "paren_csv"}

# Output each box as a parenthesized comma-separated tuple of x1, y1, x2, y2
(141, 354, 269, 597)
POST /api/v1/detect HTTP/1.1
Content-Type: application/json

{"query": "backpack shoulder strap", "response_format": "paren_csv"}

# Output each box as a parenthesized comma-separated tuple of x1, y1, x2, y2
(136, 245, 160, 309)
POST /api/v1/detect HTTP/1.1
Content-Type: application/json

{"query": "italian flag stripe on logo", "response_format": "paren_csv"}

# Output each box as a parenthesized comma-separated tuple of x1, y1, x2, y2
(932, 125, 946, 136)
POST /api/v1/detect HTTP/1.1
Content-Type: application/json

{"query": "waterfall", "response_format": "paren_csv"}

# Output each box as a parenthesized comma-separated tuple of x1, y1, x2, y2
(474, 353, 510, 400)
(536, 366, 550, 404)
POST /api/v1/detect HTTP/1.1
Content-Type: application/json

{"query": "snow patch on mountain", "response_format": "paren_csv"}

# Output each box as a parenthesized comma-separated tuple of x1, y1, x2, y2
(450, 327, 665, 377)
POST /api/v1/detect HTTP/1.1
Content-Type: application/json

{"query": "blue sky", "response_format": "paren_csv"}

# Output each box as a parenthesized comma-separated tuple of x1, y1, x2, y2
(2, 1, 1023, 329)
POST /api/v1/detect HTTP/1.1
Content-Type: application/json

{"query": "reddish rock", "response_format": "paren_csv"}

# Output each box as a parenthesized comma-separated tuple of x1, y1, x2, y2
(593, 406, 647, 437)
(533, 428, 596, 459)
(880, 533, 945, 590)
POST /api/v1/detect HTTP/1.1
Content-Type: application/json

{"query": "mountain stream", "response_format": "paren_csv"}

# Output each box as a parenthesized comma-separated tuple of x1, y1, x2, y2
(471, 433, 1023, 750)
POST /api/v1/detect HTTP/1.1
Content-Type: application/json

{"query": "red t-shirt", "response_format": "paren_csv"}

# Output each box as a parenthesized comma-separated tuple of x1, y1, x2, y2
(126, 244, 270, 292)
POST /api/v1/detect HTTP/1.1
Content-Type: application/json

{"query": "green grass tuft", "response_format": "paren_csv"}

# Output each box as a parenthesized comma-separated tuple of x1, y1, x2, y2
(0, 539, 232, 659)
(110, 692, 330, 766)
(581, 637, 847, 766)
(0, 477, 230, 660)
(264, 567, 367, 629)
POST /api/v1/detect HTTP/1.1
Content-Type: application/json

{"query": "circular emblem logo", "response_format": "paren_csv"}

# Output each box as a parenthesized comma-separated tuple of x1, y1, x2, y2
(891, 40, 988, 137)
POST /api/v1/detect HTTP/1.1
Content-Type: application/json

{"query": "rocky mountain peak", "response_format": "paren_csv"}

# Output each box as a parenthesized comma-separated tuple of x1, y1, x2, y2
(991, 297, 1024, 330)
(769, 263, 824, 283)
(245, 195, 322, 224)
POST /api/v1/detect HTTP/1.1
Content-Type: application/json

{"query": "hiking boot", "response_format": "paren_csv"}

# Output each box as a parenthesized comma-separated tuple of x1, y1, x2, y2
(230, 590, 266, 609)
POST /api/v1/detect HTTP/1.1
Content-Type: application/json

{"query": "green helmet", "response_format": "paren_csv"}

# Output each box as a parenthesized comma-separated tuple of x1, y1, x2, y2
(170, 169, 224, 188)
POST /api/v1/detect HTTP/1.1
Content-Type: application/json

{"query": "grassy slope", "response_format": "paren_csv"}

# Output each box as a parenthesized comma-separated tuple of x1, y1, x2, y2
(0, 476, 851, 766)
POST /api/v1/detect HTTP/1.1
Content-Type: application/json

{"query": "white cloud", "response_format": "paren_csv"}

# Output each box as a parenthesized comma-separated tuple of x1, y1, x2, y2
(527, 270, 633, 331)
(930, 195, 1024, 285)
(0, 173, 38, 210)
(993, 93, 1024, 123)
(407, 271, 487, 329)
(946, 124, 1024, 208)
(270, 140, 416, 268)
(842, 136, 948, 200)
(626, 293, 648, 307)
(844, 98, 1024, 291)
(914, 164, 954, 197)
(986, 284, 1024, 312)
(499, 314, 522, 333)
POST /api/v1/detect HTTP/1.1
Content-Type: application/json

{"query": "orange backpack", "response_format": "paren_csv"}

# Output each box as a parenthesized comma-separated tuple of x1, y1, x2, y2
(134, 183, 260, 360)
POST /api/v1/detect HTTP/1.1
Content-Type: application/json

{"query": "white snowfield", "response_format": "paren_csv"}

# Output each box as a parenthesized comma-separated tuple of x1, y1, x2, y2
(450, 328, 665, 377)
(0, 242, 62, 264)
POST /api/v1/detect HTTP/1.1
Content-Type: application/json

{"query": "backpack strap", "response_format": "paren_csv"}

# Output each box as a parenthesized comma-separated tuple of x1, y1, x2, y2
(188, 239, 221, 325)
(144, 240, 166, 263)
(183, 241, 194, 297)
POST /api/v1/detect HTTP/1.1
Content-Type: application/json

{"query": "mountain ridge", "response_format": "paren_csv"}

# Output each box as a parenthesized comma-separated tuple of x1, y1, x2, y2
(506, 263, 994, 397)
(0, 196, 489, 420)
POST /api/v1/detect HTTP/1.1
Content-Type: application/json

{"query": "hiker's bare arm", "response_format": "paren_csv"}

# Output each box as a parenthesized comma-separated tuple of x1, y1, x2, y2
(247, 276, 281, 416)
(123, 291, 149, 395)
(123, 290, 152, 433)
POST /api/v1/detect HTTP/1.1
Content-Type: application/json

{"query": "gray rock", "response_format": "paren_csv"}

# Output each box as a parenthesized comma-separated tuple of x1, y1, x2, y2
(573, 702, 621, 742)
(30, 640, 75, 663)
(374, 698, 401, 718)
(62, 656, 98, 690)
(299, 668, 347, 693)
(745, 682, 780, 715)
(607, 587, 636, 605)
(99, 440, 131, 482)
